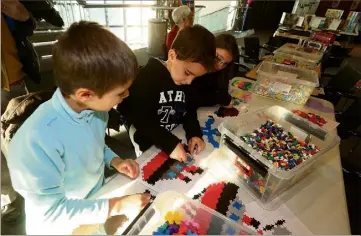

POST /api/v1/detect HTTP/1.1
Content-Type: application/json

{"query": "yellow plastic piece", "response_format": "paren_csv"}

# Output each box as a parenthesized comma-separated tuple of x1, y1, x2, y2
(259, 186, 265, 194)
(165, 211, 184, 224)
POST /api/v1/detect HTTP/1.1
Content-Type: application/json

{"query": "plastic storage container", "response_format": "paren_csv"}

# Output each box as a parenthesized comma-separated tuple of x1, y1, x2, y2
(218, 106, 340, 206)
(253, 61, 319, 105)
(273, 43, 323, 69)
(127, 191, 255, 235)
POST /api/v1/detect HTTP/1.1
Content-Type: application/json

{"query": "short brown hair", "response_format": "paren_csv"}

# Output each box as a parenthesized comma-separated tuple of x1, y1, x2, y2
(53, 21, 138, 96)
(171, 25, 216, 71)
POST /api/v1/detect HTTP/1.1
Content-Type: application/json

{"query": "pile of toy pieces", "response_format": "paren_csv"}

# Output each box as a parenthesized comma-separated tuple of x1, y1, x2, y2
(241, 120, 320, 171)
(253, 79, 313, 105)
(292, 109, 327, 127)
(152, 211, 203, 235)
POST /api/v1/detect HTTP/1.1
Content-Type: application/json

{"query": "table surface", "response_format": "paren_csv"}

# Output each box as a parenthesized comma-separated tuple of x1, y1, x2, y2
(86, 84, 350, 235)
(245, 56, 322, 80)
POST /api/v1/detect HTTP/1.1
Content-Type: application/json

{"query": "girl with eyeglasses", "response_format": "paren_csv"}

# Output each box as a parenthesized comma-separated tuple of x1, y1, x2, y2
(189, 34, 240, 108)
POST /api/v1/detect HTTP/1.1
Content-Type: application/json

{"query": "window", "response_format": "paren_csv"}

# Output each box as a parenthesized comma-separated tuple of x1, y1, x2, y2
(105, 0, 156, 49)
(108, 27, 125, 39)
(88, 8, 107, 25)
(107, 8, 124, 25)
(55, 0, 156, 49)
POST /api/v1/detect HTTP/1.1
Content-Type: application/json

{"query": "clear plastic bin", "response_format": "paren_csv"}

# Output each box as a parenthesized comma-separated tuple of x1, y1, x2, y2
(218, 106, 340, 206)
(273, 43, 323, 69)
(253, 61, 319, 105)
(127, 191, 255, 235)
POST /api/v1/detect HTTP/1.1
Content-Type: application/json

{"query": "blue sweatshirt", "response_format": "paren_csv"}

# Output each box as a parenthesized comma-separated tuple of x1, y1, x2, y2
(7, 88, 117, 234)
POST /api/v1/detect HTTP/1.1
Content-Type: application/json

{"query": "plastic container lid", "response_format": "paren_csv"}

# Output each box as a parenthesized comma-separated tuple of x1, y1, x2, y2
(256, 61, 319, 87)
(274, 43, 323, 65)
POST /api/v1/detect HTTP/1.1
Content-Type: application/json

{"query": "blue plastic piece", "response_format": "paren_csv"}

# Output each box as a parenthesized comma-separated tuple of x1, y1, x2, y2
(167, 171, 176, 178)
(175, 163, 183, 170)
(186, 230, 198, 235)
(233, 201, 243, 210)
(229, 213, 240, 221)
(186, 156, 193, 163)
(153, 226, 165, 235)
(201, 116, 220, 148)
(226, 226, 236, 235)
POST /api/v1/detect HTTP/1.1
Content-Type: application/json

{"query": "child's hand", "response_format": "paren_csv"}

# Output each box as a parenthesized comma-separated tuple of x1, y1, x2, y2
(188, 137, 205, 155)
(111, 158, 139, 179)
(108, 193, 151, 217)
(170, 143, 187, 162)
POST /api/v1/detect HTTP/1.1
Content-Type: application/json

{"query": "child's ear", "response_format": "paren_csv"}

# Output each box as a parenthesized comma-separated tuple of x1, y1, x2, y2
(74, 88, 97, 102)
(168, 49, 177, 61)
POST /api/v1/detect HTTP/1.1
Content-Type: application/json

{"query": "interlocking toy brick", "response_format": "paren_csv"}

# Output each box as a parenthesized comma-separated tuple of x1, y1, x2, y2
(141, 151, 204, 186)
(201, 116, 220, 148)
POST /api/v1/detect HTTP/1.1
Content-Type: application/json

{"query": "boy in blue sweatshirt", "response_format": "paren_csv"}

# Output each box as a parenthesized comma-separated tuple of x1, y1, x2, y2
(6, 21, 150, 234)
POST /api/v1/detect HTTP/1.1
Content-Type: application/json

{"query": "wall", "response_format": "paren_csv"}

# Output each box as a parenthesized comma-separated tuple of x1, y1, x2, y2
(197, 1, 232, 16)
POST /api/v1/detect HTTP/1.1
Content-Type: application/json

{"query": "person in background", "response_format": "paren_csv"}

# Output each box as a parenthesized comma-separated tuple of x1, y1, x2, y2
(1, 0, 65, 227)
(6, 21, 150, 235)
(118, 25, 216, 162)
(189, 34, 240, 107)
(1, 0, 38, 224)
(166, 5, 194, 51)
(1, 0, 39, 112)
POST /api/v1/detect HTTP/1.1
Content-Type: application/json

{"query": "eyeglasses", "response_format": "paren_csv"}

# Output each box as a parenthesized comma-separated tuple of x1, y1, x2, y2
(216, 53, 231, 68)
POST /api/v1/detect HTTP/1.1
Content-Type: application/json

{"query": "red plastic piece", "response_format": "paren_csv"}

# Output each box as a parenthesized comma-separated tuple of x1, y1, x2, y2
(242, 215, 252, 225)
(142, 152, 168, 180)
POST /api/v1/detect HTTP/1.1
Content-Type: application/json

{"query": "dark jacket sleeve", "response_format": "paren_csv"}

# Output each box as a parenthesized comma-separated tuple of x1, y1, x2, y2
(13, 15, 37, 39)
(20, 0, 64, 27)
(127, 69, 181, 155)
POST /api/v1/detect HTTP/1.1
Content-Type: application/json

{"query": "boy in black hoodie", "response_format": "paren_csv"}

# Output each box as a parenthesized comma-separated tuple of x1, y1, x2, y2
(118, 25, 216, 162)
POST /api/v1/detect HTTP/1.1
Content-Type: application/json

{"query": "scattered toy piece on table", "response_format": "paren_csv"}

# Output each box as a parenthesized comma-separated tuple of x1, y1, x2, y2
(233, 99, 241, 106)
(240, 120, 320, 171)
(292, 109, 327, 127)
(240, 215, 288, 235)
(201, 116, 220, 148)
(215, 107, 239, 118)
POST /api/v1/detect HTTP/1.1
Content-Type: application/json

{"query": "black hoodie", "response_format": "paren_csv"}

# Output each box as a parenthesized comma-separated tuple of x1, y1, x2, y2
(118, 58, 202, 155)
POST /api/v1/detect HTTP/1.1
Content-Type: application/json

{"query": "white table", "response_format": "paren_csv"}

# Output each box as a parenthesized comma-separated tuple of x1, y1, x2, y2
(85, 80, 350, 235)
